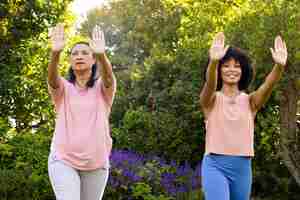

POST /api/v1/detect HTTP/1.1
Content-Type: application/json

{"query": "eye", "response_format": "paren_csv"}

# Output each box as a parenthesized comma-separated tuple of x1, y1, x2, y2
(71, 51, 78, 56)
(235, 64, 241, 68)
(82, 50, 89, 55)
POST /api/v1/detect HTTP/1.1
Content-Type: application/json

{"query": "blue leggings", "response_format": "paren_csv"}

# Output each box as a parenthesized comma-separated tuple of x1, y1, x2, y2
(201, 154, 252, 200)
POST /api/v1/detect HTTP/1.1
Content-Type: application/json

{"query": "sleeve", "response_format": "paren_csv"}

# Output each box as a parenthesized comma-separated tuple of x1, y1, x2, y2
(48, 76, 65, 110)
(97, 74, 117, 108)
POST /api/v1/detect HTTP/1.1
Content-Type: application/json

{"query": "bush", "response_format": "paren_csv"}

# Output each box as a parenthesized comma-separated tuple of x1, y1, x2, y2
(106, 149, 204, 200)
(112, 106, 204, 166)
(0, 130, 204, 200)
(0, 131, 53, 200)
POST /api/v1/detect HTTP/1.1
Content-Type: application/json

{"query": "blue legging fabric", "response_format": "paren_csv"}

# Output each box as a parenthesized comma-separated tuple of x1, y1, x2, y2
(201, 153, 252, 200)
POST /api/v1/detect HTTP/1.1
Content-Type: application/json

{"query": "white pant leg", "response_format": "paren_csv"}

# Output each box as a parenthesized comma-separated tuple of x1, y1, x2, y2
(48, 154, 81, 200)
(80, 167, 109, 200)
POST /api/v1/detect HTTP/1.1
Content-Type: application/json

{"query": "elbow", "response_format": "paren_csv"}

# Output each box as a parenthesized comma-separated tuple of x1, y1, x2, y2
(48, 75, 59, 89)
(199, 98, 209, 109)
(103, 76, 113, 88)
(199, 95, 209, 108)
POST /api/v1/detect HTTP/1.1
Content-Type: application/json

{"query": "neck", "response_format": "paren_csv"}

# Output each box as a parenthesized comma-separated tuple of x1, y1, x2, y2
(74, 69, 92, 88)
(221, 85, 240, 97)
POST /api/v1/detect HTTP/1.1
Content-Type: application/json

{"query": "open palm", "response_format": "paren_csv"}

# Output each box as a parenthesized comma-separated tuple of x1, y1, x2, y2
(209, 32, 229, 61)
(89, 25, 105, 54)
(270, 36, 288, 66)
(49, 23, 65, 52)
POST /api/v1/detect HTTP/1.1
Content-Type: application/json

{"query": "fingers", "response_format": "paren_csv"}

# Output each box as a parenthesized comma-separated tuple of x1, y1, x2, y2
(49, 23, 64, 40)
(270, 47, 275, 56)
(274, 36, 279, 50)
(213, 32, 225, 47)
(219, 32, 225, 46)
(274, 35, 288, 56)
(274, 35, 284, 50)
(92, 26, 97, 40)
(92, 25, 103, 40)
(98, 26, 102, 39)
(48, 27, 53, 38)
(58, 23, 64, 41)
(101, 30, 105, 42)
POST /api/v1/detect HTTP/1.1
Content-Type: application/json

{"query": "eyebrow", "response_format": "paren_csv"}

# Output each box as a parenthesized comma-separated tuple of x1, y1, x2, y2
(71, 49, 91, 53)
(222, 63, 241, 66)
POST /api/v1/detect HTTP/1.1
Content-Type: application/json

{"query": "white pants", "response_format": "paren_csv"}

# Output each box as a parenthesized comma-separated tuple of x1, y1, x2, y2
(48, 153, 109, 200)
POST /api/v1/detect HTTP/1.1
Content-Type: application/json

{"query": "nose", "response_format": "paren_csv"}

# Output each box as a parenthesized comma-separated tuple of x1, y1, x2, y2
(75, 54, 84, 60)
(76, 56, 83, 60)
(228, 65, 239, 71)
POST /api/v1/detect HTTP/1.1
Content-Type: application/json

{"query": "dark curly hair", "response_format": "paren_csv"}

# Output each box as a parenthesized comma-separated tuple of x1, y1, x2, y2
(205, 46, 253, 91)
(67, 41, 98, 88)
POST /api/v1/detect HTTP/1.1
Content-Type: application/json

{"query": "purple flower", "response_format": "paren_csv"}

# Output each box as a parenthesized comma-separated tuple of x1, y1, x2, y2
(107, 149, 203, 198)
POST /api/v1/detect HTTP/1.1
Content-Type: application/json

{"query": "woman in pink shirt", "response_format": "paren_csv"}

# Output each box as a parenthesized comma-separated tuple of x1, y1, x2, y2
(199, 32, 287, 200)
(47, 24, 116, 200)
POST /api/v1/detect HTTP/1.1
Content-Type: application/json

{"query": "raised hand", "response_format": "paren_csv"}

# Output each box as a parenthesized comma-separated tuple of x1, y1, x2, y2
(49, 23, 65, 52)
(89, 25, 105, 54)
(209, 32, 229, 61)
(270, 36, 288, 67)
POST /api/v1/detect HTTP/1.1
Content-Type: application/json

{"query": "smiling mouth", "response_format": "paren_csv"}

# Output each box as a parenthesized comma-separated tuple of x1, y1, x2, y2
(226, 74, 239, 77)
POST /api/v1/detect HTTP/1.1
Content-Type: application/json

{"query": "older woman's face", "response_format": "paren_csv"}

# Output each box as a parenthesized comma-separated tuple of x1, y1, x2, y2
(70, 44, 95, 71)
(221, 58, 242, 86)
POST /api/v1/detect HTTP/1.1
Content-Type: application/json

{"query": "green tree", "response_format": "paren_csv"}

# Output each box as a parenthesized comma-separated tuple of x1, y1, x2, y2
(0, 0, 73, 133)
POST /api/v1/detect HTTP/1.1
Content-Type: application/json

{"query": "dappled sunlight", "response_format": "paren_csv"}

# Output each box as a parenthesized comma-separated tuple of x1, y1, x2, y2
(71, 0, 106, 16)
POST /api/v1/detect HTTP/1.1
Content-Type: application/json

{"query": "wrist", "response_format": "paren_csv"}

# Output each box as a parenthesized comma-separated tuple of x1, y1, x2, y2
(95, 53, 105, 60)
(95, 52, 105, 56)
(51, 50, 62, 55)
(209, 59, 219, 66)
(275, 63, 285, 70)
(274, 63, 285, 74)
(51, 51, 61, 58)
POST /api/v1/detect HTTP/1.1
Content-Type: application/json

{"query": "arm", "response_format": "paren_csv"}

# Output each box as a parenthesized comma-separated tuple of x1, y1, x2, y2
(249, 64, 284, 111)
(199, 32, 229, 109)
(250, 36, 287, 111)
(48, 51, 61, 89)
(96, 53, 116, 101)
(48, 24, 65, 89)
(90, 25, 116, 102)
(199, 60, 218, 108)
(96, 53, 114, 88)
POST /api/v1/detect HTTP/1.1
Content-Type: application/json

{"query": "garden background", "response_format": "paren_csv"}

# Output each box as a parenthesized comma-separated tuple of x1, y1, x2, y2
(0, 0, 300, 199)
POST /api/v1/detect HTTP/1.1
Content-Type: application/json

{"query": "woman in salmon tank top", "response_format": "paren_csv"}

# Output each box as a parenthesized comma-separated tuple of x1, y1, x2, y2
(199, 32, 287, 200)
(47, 23, 116, 200)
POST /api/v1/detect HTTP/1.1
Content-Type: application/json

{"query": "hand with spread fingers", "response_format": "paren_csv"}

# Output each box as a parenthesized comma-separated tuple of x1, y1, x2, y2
(270, 36, 288, 67)
(89, 25, 106, 55)
(209, 32, 230, 62)
(49, 23, 65, 53)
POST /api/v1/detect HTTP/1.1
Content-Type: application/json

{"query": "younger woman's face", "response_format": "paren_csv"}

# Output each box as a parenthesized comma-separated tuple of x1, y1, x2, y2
(220, 58, 242, 86)
(70, 44, 95, 72)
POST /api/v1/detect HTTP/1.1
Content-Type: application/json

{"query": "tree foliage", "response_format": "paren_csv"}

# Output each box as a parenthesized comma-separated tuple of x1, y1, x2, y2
(0, 0, 73, 132)
(0, 0, 299, 199)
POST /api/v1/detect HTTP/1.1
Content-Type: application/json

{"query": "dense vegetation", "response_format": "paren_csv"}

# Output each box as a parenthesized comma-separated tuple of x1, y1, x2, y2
(0, 0, 299, 199)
